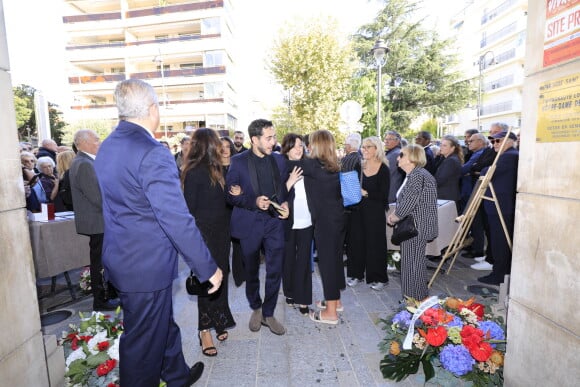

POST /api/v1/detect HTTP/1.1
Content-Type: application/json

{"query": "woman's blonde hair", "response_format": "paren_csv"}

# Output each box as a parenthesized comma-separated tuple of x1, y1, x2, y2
(402, 144, 427, 168)
(56, 150, 76, 176)
(308, 130, 340, 173)
(362, 136, 388, 167)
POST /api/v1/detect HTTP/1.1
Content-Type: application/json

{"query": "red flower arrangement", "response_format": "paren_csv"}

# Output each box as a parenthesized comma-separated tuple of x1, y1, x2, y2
(97, 359, 117, 377)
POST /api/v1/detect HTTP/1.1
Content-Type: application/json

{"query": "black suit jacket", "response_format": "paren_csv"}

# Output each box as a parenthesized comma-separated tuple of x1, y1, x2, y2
(434, 154, 462, 201)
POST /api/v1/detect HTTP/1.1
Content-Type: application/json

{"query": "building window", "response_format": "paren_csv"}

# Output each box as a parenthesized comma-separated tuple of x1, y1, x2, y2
(202, 17, 221, 35)
(204, 51, 224, 67)
(205, 82, 224, 98)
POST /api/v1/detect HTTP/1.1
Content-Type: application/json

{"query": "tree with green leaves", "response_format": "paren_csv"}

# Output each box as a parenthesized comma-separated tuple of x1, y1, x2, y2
(269, 18, 355, 139)
(13, 84, 67, 144)
(351, 0, 475, 138)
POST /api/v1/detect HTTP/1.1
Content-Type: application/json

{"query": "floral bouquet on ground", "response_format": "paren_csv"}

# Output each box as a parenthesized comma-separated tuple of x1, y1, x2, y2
(387, 250, 401, 272)
(79, 267, 91, 293)
(61, 309, 122, 386)
(379, 296, 506, 386)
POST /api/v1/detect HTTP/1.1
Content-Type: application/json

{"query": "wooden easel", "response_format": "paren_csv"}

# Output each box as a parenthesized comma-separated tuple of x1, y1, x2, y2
(428, 129, 514, 288)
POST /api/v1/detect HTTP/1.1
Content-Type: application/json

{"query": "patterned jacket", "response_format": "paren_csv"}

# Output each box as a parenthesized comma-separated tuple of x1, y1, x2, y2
(394, 167, 438, 241)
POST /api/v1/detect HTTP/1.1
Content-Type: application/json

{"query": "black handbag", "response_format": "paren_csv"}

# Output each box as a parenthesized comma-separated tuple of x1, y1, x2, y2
(391, 214, 418, 245)
(185, 272, 211, 296)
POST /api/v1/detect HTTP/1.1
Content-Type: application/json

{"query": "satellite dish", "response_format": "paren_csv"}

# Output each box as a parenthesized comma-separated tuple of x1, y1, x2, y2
(340, 100, 362, 124)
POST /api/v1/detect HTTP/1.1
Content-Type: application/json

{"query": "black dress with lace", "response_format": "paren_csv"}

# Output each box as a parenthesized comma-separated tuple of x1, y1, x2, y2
(183, 166, 236, 333)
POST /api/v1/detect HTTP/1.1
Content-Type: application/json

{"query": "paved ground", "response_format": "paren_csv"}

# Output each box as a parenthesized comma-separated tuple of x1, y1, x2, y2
(40, 253, 501, 386)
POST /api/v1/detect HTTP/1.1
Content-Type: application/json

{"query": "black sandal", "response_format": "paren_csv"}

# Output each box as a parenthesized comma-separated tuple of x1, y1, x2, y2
(216, 330, 228, 342)
(199, 330, 217, 357)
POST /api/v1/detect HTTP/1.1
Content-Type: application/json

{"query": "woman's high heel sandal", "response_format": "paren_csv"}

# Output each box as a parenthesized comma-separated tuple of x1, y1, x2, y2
(216, 330, 228, 342)
(199, 329, 217, 357)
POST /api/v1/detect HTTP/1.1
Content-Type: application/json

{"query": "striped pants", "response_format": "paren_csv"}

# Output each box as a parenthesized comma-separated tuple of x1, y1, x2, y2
(400, 236, 429, 301)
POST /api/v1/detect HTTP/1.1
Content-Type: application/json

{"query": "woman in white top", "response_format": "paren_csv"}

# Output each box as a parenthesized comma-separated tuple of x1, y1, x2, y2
(281, 133, 312, 315)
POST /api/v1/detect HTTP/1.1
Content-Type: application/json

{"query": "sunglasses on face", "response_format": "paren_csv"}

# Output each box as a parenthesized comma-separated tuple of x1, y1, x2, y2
(491, 139, 503, 144)
(398, 152, 405, 158)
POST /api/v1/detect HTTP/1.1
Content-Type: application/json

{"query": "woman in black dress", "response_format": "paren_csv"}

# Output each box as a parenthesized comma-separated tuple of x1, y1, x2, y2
(346, 136, 390, 291)
(182, 128, 236, 357)
(292, 130, 345, 325)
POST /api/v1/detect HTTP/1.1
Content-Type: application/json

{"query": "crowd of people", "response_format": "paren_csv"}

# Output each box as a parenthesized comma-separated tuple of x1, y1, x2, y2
(19, 78, 520, 385)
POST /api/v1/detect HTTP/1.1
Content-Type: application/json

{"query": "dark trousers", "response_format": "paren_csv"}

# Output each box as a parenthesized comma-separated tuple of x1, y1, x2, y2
(119, 286, 190, 387)
(486, 213, 514, 281)
(89, 234, 106, 305)
(482, 208, 495, 264)
(282, 226, 314, 305)
(231, 238, 245, 287)
(239, 215, 285, 317)
(469, 206, 486, 254)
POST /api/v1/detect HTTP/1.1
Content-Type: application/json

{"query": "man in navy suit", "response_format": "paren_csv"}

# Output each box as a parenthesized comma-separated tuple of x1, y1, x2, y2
(69, 129, 119, 311)
(225, 119, 289, 335)
(95, 79, 223, 387)
(478, 131, 519, 286)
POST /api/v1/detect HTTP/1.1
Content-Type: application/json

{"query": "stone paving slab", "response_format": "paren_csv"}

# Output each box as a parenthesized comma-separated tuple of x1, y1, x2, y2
(41, 253, 498, 386)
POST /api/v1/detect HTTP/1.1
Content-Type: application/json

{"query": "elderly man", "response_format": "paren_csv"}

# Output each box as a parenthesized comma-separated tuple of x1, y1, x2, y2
(341, 132, 361, 172)
(478, 131, 518, 286)
(174, 136, 191, 169)
(384, 130, 405, 203)
(36, 138, 58, 164)
(463, 128, 479, 162)
(69, 129, 120, 311)
(95, 79, 222, 386)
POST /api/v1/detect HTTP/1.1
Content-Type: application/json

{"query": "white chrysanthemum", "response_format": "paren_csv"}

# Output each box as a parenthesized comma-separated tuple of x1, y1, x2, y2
(392, 252, 401, 262)
(87, 330, 109, 355)
(65, 347, 87, 368)
(459, 308, 479, 324)
(107, 335, 121, 361)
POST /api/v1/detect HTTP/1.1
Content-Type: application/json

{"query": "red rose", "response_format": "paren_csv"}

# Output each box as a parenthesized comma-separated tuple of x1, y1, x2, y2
(97, 341, 110, 351)
(96, 359, 117, 377)
(468, 341, 493, 361)
(424, 326, 448, 347)
(107, 383, 120, 387)
(70, 337, 79, 351)
(466, 303, 485, 320)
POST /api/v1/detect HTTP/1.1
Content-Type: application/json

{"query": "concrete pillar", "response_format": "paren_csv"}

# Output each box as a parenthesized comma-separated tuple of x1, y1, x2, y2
(0, 0, 52, 385)
(504, 0, 580, 385)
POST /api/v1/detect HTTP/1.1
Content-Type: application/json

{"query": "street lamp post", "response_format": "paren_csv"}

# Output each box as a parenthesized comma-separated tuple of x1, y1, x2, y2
(153, 55, 168, 138)
(371, 39, 389, 138)
(477, 50, 494, 131)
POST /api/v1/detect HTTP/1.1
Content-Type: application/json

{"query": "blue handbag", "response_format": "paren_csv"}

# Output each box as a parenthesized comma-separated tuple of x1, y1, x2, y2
(339, 170, 362, 207)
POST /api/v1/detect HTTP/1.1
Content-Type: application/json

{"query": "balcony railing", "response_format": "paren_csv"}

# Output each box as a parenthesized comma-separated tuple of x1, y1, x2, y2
(481, 101, 513, 116)
(63, 11, 121, 23)
(69, 74, 126, 84)
(480, 22, 517, 48)
(126, 0, 223, 18)
(481, 0, 517, 25)
(66, 33, 219, 50)
(63, 1, 222, 24)
(70, 98, 224, 111)
(69, 66, 225, 85)
(484, 74, 514, 92)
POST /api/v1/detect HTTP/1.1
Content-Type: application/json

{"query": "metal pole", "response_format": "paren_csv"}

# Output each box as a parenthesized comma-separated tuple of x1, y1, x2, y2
(477, 58, 482, 131)
(160, 59, 167, 138)
(377, 65, 382, 138)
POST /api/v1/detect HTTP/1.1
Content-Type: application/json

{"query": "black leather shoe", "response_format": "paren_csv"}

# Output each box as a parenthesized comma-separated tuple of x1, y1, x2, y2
(185, 361, 204, 386)
(93, 298, 120, 311)
(477, 275, 501, 286)
(463, 251, 485, 259)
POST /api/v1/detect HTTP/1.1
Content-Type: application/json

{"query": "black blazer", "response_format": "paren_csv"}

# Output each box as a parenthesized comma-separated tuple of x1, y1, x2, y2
(434, 153, 462, 201)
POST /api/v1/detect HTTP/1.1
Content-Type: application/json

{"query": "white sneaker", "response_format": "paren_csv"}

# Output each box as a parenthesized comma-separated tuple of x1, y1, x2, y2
(346, 277, 360, 287)
(474, 256, 486, 262)
(370, 282, 385, 291)
(471, 261, 493, 271)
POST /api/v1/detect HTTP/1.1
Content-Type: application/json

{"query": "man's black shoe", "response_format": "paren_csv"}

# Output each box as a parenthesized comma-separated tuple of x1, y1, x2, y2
(93, 298, 120, 311)
(462, 251, 485, 259)
(477, 275, 501, 286)
(186, 362, 204, 386)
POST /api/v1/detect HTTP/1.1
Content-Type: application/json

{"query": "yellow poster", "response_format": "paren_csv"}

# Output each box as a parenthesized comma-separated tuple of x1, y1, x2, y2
(536, 73, 580, 142)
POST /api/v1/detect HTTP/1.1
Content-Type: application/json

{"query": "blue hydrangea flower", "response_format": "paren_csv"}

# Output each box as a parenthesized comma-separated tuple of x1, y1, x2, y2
(445, 316, 463, 328)
(439, 344, 475, 376)
(392, 310, 412, 328)
(478, 321, 505, 348)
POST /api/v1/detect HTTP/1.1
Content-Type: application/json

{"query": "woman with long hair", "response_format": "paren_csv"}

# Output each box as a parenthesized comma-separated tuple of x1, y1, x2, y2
(387, 144, 438, 301)
(181, 128, 236, 357)
(55, 150, 76, 211)
(280, 133, 312, 315)
(346, 136, 390, 291)
(291, 130, 345, 324)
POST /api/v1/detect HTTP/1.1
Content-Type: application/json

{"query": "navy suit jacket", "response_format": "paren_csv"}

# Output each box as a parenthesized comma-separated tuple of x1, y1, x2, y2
(225, 150, 288, 239)
(482, 147, 519, 216)
(94, 120, 217, 292)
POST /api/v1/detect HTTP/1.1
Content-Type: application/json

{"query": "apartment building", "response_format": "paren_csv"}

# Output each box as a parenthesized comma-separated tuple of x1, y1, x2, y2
(62, 0, 238, 138)
(443, 0, 528, 135)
